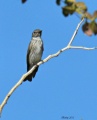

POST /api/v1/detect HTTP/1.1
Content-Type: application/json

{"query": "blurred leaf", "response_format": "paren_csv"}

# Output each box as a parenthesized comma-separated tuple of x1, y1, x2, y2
(22, 0, 27, 3)
(89, 21, 97, 35)
(82, 22, 93, 36)
(65, 0, 75, 5)
(75, 2, 87, 12)
(62, 5, 76, 16)
(84, 11, 97, 21)
(56, 0, 61, 5)
(85, 12, 93, 20)
(93, 11, 97, 19)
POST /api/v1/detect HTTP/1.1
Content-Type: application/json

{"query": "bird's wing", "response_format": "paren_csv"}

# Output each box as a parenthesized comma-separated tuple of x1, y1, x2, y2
(41, 40, 44, 51)
(26, 41, 33, 71)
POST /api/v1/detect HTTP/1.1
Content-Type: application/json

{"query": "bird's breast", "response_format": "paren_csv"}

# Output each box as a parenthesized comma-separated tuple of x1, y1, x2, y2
(29, 39, 43, 64)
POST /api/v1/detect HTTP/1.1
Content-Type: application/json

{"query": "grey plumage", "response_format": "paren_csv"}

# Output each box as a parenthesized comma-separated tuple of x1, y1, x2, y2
(24, 29, 44, 82)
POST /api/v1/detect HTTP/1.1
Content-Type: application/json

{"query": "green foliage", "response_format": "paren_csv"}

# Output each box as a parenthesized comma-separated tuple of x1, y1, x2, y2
(56, 0, 97, 36)
(65, 0, 75, 5)
(75, 2, 87, 12)
(89, 21, 97, 35)
(62, 5, 76, 16)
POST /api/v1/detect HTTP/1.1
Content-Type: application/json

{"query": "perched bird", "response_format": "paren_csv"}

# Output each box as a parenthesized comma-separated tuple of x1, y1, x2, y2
(24, 29, 44, 82)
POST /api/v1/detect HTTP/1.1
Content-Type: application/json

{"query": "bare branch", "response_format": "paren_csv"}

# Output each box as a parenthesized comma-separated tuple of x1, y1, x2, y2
(0, 18, 96, 115)
(67, 18, 84, 46)
(70, 46, 97, 50)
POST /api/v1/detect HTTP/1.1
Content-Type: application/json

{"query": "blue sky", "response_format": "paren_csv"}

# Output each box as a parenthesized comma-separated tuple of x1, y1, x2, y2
(0, 0, 97, 120)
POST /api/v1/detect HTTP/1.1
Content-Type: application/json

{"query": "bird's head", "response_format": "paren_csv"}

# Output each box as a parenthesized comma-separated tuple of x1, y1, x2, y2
(32, 29, 42, 37)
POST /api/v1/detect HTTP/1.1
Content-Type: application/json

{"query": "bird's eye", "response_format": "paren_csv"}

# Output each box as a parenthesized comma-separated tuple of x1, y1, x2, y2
(34, 32, 37, 34)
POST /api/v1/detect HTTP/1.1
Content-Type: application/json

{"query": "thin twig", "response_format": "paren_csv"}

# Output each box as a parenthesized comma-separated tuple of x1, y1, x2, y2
(67, 18, 84, 46)
(70, 46, 97, 50)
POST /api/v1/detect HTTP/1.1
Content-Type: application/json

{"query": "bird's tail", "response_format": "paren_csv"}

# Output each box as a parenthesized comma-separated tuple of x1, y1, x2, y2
(24, 66, 39, 82)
